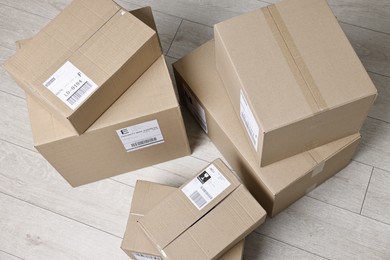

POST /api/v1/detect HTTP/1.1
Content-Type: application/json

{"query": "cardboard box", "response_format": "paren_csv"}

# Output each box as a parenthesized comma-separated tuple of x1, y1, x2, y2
(214, 0, 376, 166)
(4, 0, 161, 134)
(27, 53, 190, 187)
(121, 180, 245, 260)
(138, 159, 266, 260)
(173, 40, 361, 216)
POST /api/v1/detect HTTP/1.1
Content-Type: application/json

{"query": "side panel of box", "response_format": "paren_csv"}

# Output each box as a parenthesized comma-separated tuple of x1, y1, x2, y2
(263, 95, 374, 166)
(272, 137, 360, 216)
(214, 28, 264, 164)
(36, 106, 190, 187)
(175, 71, 276, 215)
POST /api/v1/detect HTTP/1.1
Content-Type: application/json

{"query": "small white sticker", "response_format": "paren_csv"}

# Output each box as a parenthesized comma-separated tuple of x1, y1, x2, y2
(132, 252, 162, 260)
(240, 89, 259, 150)
(182, 164, 231, 210)
(182, 83, 208, 133)
(43, 61, 98, 110)
(116, 120, 164, 152)
(311, 161, 325, 177)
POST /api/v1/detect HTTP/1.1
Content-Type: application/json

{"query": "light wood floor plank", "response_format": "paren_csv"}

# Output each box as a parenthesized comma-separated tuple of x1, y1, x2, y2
(361, 167, 390, 225)
(0, 47, 26, 98)
(341, 22, 390, 77)
(368, 73, 390, 123)
(244, 232, 326, 260)
(0, 251, 22, 260)
(0, 4, 49, 50)
(0, 193, 129, 260)
(0, 92, 34, 151)
(0, 140, 134, 237)
(257, 196, 390, 259)
(354, 118, 390, 172)
(307, 161, 373, 213)
(0, 0, 69, 19)
(328, 0, 390, 34)
(167, 20, 213, 59)
(121, 0, 267, 26)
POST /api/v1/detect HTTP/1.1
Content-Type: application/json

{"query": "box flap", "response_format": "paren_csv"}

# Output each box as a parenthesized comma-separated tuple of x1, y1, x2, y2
(173, 40, 360, 195)
(130, 6, 157, 31)
(214, 0, 377, 131)
(122, 181, 175, 255)
(138, 159, 241, 251)
(163, 185, 265, 259)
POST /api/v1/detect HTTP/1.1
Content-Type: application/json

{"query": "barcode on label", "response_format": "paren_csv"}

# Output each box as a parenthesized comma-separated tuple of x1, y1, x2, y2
(189, 190, 207, 209)
(132, 252, 162, 260)
(130, 137, 158, 148)
(241, 112, 257, 145)
(67, 81, 93, 106)
(200, 186, 213, 200)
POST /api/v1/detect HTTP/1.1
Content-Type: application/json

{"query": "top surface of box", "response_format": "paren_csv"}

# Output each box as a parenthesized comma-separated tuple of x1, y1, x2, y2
(138, 159, 266, 259)
(173, 40, 360, 195)
(215, 0, 376, 131)
(214, 0, 375, 166)
(5, 0, 160, 133)
(28, 54, 178, 145)
(122, 180, 245, 260)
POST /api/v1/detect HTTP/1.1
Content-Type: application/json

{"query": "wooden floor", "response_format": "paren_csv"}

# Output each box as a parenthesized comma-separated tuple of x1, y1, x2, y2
(1, 0, 390, 259)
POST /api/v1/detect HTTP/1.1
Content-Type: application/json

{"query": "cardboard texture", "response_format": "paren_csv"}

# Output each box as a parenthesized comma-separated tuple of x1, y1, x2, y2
(121, 180, 245, 260)
(173, 40, 361, 216)
(214, 0, 376, 166)
(4, 0, 161, 134)
(27, 54, 190, 187)
(138, 159, 266, 260)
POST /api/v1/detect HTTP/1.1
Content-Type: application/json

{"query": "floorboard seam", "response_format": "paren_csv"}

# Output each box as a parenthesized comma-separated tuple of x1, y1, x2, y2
(0, 2, 52, 21)
(360, 167, 374, 214)
(166, 19, 184, 55)
(0, 249, 24, 260)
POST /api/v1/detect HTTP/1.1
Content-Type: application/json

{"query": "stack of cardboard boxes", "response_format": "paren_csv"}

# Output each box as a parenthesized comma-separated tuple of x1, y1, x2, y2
(4, 0, 378, 258)
(5, 2, 190, 187)
(174, 0, 376, 217)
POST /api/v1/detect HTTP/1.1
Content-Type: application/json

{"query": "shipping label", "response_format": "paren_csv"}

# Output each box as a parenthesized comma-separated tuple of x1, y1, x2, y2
(182, 83, 208, 133)
(116, 120, 164, 152)
(240, 89, 259, 150)
(43, 61, 98, 110)
(182, 164, 231, 210)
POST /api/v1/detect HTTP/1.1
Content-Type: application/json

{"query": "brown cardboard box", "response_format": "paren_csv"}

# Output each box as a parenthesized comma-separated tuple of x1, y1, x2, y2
(121, 180, 245, 260)
(4, 0, 161, 134)
(138, 159, 266, 260)
(173, 40, 361, 216)
(27, 54, 190, 187)
(214, 0, 376, 166)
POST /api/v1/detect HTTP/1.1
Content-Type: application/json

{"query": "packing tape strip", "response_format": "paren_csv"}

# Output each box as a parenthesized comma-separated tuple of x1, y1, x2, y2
(262, 5, 328, 112)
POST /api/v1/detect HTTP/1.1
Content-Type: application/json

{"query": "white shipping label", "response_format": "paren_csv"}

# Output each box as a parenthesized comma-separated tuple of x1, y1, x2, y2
(132, 252, 162, 260)
(182, 83, 208, 133)
(116, 120, 164, 152)
(240, 89, 259, 150)
(43, 61, 98, 110)
(182, 164, 231, 210)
